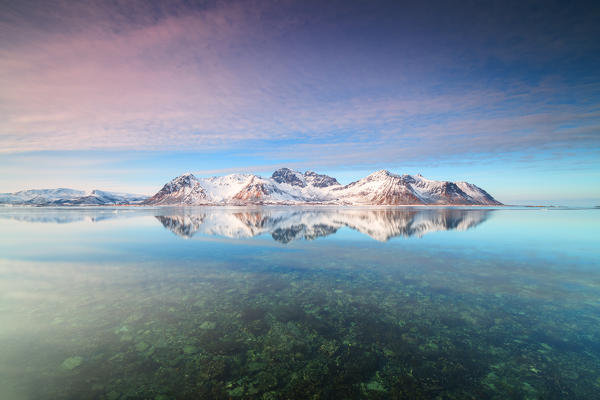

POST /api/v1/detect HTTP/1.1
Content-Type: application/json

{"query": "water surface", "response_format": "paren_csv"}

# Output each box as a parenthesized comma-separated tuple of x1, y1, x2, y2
(0, 207, 599, 399)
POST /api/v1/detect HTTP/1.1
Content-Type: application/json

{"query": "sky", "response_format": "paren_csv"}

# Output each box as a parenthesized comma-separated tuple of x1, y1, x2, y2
(1, 0, 599, 205)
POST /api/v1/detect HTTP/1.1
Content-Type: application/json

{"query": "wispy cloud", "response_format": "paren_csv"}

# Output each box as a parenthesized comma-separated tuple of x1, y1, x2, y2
(0, 0, 599, 171)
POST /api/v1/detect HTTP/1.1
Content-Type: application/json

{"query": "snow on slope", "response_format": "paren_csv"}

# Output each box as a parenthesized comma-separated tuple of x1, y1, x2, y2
(145, 168, 502, 206)
(143, 173, 209, 205)
(1, 168, 499, 207)
(0, 188, 147, 205)
(454, 181, 499, 205)
(332, 170, 422, 204)
(199, 174, 255, 202)
(144, 169, 341, 205)
(332, 170, 501, 205)
(0, 188, 84, 204)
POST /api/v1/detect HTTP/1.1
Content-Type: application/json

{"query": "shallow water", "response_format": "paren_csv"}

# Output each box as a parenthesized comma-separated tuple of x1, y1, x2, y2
(0, 206, 599, 399)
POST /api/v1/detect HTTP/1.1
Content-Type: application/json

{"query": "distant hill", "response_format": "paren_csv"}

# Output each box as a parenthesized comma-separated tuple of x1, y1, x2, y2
(0, 188, 148, 206)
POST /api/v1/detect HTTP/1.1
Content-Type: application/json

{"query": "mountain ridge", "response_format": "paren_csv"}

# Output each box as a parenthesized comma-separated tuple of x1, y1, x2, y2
(144, 168, 502, 206)
(0, 168, 502, 206)
(0, 188, 148, 206)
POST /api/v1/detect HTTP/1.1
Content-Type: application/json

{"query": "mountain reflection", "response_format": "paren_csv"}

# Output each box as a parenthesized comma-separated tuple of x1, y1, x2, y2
(0, 207, 491, 242)
(0, 208, 139, 224)
(155, 208, 491, 242)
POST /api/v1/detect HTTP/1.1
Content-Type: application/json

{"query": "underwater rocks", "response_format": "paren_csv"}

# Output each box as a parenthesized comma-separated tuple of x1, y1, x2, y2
(61, 356, 83, 370)
(17, 254, 600, 400)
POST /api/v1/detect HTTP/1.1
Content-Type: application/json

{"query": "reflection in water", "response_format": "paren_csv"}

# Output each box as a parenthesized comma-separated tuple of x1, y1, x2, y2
(155, 208, 491, 242)
(0, 207, 491, 242)
(0, 207, 142, 224)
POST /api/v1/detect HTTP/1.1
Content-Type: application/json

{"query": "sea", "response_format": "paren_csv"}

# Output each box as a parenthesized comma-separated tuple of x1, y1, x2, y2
(0, 206, 598, 399)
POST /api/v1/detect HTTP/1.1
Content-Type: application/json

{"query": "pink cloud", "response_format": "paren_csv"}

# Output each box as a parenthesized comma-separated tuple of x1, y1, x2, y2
(0, 0, 598, 161)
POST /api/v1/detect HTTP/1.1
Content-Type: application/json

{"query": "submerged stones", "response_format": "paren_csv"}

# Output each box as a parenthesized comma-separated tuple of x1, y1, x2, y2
(135, 341, 150, 352)
(365, 379, 386, 392)
(26, 250, 600, 399)
(200, 321, 216, 330)
(61, 356, 83, 370)
(182, 345, 199, 355)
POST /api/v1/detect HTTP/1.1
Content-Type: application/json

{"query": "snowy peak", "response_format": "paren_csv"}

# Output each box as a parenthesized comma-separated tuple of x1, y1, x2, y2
(365, 169, 396, 179)
(169, 173, 199, 188)
(338, 171, 419, 205)
(143, 173, 208, 205)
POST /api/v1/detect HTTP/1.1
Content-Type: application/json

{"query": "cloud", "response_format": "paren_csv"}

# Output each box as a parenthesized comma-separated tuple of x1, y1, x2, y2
(0, 0, 599, 165)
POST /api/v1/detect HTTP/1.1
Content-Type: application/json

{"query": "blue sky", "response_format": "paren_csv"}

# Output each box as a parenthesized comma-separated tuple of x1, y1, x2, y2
(1, 0, 599, 205)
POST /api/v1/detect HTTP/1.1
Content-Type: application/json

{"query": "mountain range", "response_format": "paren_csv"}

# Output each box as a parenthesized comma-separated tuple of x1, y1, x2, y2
(0, 188, 147, 206)
(0, 168, 501, 206)
(144, 168, 501, 206)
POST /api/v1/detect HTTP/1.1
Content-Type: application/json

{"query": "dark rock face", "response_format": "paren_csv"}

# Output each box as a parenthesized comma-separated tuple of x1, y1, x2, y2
(430, 182, 470, 204)
(271, 168, 340, 188)
(161, 174, 198, 194)
(304, 171, 340, 188)
(271, 168, 306, 187)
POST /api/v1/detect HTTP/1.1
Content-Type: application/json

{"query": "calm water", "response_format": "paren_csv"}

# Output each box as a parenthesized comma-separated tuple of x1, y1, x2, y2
(0, 207, 599, 399)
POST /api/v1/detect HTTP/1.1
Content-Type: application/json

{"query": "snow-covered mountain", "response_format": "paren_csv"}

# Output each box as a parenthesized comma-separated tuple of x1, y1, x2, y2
(155, 208, 491, 242)
(331, 170, 500, 205)
(0, 168, 500, 206)
(0, 188, 148, 206)
(145, 168, 501, 206)
(143, 173, 209, 205)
